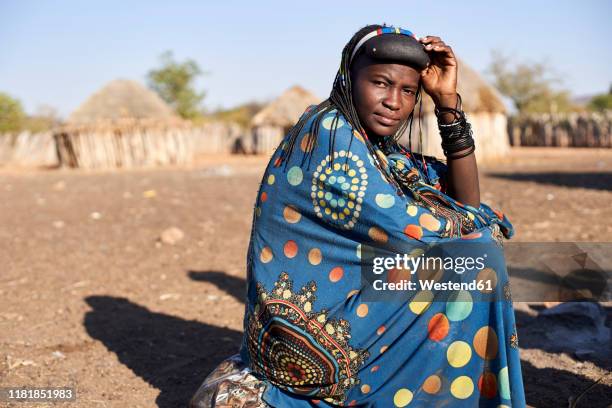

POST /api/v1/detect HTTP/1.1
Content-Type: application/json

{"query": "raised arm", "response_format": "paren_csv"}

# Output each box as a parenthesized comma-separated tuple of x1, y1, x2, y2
(419, 36, 481, 208)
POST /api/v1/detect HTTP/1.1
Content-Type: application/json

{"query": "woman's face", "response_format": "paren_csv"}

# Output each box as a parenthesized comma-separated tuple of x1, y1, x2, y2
(351, 57, 420, 139)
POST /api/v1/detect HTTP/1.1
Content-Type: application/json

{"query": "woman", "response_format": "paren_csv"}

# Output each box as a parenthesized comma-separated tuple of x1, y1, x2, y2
(192, 24, 525, 407)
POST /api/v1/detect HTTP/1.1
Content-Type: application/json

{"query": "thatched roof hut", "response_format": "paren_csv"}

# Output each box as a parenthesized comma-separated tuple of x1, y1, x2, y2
(252, 85, 321, 128)
(57, 79, 195, 169)
(250, 86, 320, 154)
(2, 80, 243, 169)
(68, 79, 180, 125)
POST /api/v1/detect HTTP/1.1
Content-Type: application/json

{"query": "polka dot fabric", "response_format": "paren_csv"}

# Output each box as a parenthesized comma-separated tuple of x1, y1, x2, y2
(238, 107, 525, 407)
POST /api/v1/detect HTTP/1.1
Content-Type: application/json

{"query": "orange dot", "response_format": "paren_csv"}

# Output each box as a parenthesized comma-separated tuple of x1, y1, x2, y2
(493, 209, 504, 219)
(283, 240, 298, 258)
(361, 384, 371, 394)
(348, 400, 357, 406)
(260, 247, 273, 263)
(308, 248, 322, 265)
(273, 157, 282, 167)
(329, 266, 344, 283)
(376, 325, 386, 335)
(368, 226, 388, 243)
(260, 191, 268, 202)
(462, 231, 482, 240)
(283, 205, 301, 223)
(371, 365, 380, 373)
(379, 345, 388, 354)
(473, 326, 499, 360)
(404, 224, 423, 239)
(419, 213, 441, 232)
(356, 303, 369, 317)
(427, 313, 450, 342)
(478, 372, 498, 399)
(423, 375, 441, 394)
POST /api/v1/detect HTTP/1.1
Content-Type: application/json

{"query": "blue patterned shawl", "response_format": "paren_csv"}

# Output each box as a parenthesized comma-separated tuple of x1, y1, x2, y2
(239, 106, 526, 407)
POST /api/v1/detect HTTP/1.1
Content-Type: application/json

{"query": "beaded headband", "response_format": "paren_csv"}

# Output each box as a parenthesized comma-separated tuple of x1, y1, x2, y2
(350, 27, 417, 63)
(348, 26, 430, 72)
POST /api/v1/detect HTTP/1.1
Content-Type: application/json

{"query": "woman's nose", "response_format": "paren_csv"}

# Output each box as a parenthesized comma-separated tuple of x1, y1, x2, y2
(382, 88, 401, 110)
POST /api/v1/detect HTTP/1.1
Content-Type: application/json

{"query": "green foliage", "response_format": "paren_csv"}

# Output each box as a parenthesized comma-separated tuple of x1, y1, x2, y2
(587, 87, 612, 112)
(0, 92, 26, 133)
(487, 51, 575, 114)
(147, 51, 206, 120)
(209, 101, 266, 128)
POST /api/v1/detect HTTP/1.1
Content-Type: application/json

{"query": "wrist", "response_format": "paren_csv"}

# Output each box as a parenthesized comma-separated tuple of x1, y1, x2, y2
(432, 93, 459, 124)
(432, 92, 459, 109)
(436, 97, 475, 157)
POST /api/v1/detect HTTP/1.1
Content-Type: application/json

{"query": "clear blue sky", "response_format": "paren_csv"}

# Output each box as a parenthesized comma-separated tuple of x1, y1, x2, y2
(1, 0, 610, 118)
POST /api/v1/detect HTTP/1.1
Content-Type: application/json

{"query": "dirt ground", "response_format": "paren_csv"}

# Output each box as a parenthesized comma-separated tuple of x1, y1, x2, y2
(0, 148, 610, 407)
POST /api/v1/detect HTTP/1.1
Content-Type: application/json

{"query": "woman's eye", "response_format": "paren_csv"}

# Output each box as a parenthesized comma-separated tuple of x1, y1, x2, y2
(403, 89, 414, 95)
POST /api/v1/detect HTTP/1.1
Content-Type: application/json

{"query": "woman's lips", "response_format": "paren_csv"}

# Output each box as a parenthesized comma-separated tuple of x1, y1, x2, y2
(373, 113, 400, 126)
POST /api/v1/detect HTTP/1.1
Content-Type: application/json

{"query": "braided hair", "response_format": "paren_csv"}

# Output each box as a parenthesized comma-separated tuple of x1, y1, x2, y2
(277, 24, 424, 192)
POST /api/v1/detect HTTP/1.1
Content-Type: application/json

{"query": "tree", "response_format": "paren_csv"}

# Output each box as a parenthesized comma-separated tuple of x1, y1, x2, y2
(0, 92, 25, 133)
(487, 51, 574, 114)
(587, 85, 612, 112)
(147, 51, 205, 120)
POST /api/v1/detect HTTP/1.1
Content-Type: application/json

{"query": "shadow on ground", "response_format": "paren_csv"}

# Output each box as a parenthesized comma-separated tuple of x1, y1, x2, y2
(515, 306, 611, 370)
(84, 295, 242, 408)
(487, 171, 612, 192)
(520, 358, 611, 407)
(515, 307, 612, 407)
(84, 272, 611, 407)
(188, 270, 245, 303)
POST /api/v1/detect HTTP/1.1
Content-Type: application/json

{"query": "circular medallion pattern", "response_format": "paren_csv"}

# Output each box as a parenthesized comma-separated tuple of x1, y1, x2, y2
(311, 151, 368, 230)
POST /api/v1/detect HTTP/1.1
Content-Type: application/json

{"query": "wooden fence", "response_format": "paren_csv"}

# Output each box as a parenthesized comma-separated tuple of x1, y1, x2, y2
(0, 131, 58, 167)
(508, 112, 612, 147)
(5, 111, 609, 169)
(0, 121, 245, 169)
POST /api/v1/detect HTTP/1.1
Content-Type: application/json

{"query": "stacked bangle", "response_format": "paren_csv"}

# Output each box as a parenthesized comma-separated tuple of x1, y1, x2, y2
(435, 94, 476, 159)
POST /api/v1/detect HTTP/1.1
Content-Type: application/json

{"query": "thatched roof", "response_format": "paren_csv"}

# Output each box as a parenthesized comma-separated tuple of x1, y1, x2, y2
(418, 58, 506, 114)
(68, 79, 180, 125)
(252, 85, 321, 127)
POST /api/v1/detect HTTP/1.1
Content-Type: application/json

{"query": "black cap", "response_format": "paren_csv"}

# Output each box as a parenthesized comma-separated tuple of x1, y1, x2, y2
(358, 33, 430, 70)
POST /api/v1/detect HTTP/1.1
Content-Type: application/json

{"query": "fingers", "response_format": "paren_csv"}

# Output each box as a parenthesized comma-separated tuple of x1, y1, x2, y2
(420, 36, 441, 44)
(420, 36, 454, 56)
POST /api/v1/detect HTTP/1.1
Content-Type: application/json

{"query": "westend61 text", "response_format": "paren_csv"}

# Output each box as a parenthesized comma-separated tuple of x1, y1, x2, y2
(372, 279, 494, 291)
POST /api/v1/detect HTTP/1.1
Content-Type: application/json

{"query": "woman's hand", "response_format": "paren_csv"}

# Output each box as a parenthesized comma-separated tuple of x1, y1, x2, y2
(419, 36, 458, 113)
(419, 36, 479, 207)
